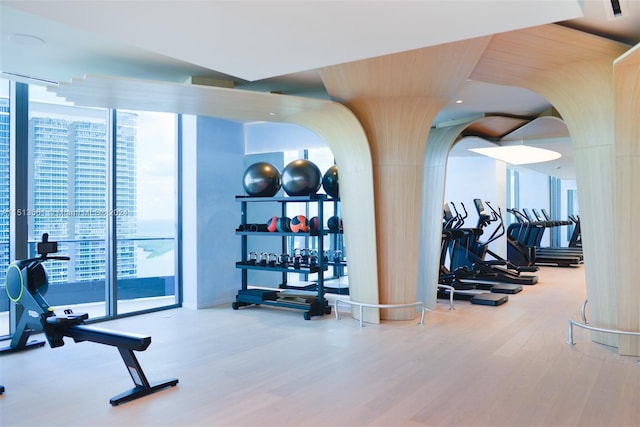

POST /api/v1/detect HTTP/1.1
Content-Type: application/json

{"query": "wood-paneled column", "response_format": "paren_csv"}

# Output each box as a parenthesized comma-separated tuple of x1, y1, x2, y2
(348, 97, 440, 319)
(291, 104, 380, 323)
(613, 43, 640, 355)
(320, 39, 490, 319)
(471, 24, 630, 350)
(418, 125, 469, 310)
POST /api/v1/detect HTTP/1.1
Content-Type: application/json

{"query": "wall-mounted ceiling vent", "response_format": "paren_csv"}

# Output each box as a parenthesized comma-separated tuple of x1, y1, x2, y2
(607, 0, 626, 19)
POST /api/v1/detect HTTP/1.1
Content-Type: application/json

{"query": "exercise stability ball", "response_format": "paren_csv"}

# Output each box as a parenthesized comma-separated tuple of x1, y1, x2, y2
(243, 162, 281, 197)
(322, 165, 339, 199)
(281, 159, 321, 196)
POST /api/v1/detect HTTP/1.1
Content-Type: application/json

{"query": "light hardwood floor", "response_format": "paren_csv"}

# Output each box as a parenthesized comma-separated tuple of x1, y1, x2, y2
(1, 265, 639, 427)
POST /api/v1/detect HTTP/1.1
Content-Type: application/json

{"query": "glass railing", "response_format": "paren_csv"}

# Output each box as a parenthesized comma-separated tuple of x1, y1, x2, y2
(117, 236, 177, 315)
(0, 237, 178, 334)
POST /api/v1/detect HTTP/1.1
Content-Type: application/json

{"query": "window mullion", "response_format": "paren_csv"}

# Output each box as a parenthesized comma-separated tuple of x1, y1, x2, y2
(9, 81, 28, 262)
(8, 81, 28, 334)
(105, 109, 117, 316)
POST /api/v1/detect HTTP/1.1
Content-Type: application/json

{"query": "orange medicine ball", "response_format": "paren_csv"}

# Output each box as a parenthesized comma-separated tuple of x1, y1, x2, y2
(290, 215, 309, 233)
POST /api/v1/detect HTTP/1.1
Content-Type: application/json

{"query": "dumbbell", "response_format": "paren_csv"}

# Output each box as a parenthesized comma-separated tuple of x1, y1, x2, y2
(280, 253, 290, 268)
(268, 253, 278, 267)
(260, 252, 269, 266)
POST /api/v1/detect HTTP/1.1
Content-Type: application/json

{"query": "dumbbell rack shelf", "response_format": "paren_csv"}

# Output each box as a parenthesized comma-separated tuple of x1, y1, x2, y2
(235, 230, 325, 237)
(234, 261, 327, 274)
(232, 194, 334, 320)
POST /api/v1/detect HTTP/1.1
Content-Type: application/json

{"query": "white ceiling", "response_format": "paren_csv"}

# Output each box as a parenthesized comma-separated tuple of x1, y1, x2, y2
(1, 0, 639, 180)
(1, 0, 587, 83)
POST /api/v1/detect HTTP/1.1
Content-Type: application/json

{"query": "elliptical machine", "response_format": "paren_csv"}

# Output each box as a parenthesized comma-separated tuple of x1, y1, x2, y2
(1, 233, 178, 405)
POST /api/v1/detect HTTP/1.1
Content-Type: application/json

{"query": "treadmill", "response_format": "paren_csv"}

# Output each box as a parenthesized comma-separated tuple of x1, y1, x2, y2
(509, 209, 582, 267)
(534, 208, 584, 259)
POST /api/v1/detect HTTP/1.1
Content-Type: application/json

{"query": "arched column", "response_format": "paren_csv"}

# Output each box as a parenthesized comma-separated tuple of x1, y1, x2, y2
(290, 104, 380, 323)
(320, 38, 491, 319)
(417, 124, 468, 310)
(613, 43, 640, 355)
(471, 24, 630, 350)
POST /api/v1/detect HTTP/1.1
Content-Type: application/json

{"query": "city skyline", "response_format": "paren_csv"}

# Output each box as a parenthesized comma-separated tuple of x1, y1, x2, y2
(0, 92, 175, 286)
(0, 81, 178, 319)
(28, 108, 138, 282)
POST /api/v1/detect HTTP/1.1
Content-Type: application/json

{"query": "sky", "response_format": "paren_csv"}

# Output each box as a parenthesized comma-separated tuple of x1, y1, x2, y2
(131, 111, 176, 223)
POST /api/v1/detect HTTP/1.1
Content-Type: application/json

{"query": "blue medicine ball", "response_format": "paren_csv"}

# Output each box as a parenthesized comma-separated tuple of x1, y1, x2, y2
(277, 217, 291, 232)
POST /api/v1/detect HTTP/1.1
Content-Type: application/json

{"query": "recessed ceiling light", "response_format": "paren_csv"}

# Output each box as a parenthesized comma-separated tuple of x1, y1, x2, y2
(455, 99, 463, 104)
(469, 145, 561, 165)
(8, 33, 45, 46)
(269, 112, 276, 116)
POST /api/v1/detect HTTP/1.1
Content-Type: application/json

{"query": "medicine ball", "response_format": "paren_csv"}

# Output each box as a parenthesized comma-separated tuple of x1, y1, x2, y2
(290, 215, 309, 233)
(243, 162, 281, 197)
(327, 216, 343, 232)
(322, 165, 339, 199)
(277, 217, 291, 232)
(266, 216, 279, 232)
(281, 159, 322, 196)
(309, 216, 319, 232)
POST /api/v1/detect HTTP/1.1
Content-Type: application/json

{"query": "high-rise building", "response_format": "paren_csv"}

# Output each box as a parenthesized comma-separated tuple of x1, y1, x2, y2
(114, 112, 138, 278)
(0, 97, 10, 286)
(25, 103, 138, 284)
(67, 119, 107, 282)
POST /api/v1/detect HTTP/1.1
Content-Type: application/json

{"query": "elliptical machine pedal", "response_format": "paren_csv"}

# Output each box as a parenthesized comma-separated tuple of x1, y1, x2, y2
(470, 293, 509, 306)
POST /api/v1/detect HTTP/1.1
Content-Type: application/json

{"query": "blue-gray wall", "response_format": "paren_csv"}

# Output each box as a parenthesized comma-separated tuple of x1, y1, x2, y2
(245, 122, 326, 154)
(182, 115, 244, 308)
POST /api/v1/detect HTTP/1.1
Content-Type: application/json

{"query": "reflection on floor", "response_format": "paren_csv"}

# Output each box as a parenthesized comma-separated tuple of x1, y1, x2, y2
(1, 265, 639, 427)
(0, 296, 176, 336)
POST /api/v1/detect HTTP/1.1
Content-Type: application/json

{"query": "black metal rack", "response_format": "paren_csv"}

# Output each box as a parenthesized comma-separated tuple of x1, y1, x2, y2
(231, 194, 334, 319)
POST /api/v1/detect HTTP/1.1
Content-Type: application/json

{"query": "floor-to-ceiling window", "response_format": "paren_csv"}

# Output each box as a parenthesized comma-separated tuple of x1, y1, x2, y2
(27, 85, 110, 317)
(0, 80, 180, 336)
(115, 110, 178, 315)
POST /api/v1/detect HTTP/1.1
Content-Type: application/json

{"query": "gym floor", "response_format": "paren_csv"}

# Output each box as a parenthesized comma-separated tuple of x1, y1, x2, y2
(1, 265, 638, 426)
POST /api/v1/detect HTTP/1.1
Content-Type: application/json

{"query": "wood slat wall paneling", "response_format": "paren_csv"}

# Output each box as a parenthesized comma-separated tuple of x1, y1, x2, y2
(613, 43, 640, 355)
